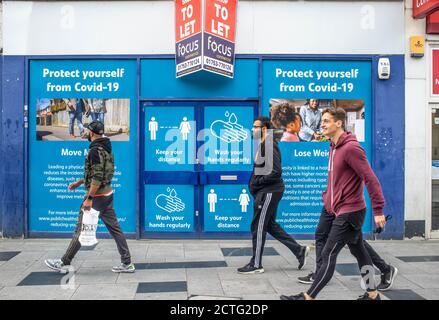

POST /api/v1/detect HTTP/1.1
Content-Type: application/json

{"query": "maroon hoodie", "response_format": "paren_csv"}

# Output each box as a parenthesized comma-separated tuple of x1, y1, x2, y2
(322, 132, 385, 217)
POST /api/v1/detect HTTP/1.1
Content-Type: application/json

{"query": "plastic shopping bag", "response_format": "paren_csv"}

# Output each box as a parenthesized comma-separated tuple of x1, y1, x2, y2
(79, 208, 99, 248)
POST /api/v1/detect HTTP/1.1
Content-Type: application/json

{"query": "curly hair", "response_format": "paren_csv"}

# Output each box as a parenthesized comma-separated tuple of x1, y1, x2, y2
(270, 102, 299, 129)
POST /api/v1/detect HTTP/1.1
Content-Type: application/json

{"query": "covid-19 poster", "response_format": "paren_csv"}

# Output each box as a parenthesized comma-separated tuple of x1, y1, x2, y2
(29, 60, 137, 234)
(262, 60, 373, 233)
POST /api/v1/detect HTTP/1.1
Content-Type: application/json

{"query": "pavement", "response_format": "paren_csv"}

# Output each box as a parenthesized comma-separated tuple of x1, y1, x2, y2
(1, 238, 439, 300)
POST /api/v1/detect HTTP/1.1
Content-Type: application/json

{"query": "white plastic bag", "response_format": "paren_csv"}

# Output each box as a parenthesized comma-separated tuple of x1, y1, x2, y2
(79, 208, 99, 248)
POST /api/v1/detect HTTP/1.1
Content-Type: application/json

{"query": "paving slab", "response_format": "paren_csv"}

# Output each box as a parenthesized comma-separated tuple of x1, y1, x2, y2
(137, 281, 187, 294)
(0, 285, 78, 300)
(401, 274, 439, 289)
(135, 292, 188, 300)
(412, 288, 439, 300)
(220, 279, 276, 297)
(70, 283, 137, 300)
(0, 251, 21, 261)
(186, 269, 224, 297)
(188, 295, 240, 300)
(0, 270, 32, 287)
(117, 269, 186, 284)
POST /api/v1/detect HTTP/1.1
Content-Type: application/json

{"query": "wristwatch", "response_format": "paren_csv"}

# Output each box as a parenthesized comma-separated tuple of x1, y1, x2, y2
(87, 195, 94, 200)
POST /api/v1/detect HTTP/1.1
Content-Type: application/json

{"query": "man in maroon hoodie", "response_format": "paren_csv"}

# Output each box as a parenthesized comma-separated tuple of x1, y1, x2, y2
(281, 107, 386, 300)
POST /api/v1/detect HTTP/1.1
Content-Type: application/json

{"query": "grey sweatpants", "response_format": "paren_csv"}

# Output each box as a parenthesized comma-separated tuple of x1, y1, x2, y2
(62, 193, 131, 265)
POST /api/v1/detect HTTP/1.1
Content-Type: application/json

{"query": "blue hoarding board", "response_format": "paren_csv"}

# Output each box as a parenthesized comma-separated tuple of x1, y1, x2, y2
(145, 106, 196, 171)
(202, 106, 253, 171)
(144, 185, 194, 232)
(203, 185, 252, 232)
(262, 60, 373, 233)
(29, 60, 137, 233)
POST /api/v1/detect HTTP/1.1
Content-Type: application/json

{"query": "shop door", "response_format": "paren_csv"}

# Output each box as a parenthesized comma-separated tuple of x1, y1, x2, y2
(141, 101, 257, 238)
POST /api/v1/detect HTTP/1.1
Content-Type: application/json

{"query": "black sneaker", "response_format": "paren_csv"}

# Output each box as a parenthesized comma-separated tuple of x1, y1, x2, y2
(237, 263, 264, 274)
(297, 246, 310, 270)
(357, 292, 381, 300)
(280, 292, 306, 300)
(298, 272, 315, 284)
(377, 265, 398, 291)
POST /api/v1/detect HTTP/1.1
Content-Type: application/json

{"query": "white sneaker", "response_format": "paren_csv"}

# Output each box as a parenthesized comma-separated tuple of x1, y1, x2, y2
(44, 259, 70, 274)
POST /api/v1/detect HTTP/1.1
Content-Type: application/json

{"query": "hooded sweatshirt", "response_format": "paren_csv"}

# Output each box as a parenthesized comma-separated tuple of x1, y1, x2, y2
(322, 132, 385, 217)
(84, 137, 114, 194)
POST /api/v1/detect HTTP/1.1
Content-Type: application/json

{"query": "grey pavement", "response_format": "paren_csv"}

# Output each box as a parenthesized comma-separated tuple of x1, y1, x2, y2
(0, 239, 439, 300)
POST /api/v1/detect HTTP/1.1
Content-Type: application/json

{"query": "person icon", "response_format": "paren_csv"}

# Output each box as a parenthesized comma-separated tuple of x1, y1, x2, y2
(239, 189, 250, 213)
(148, 117, 158, 141)
(207, 189, 217, 213)
(179, 117, 191, 141)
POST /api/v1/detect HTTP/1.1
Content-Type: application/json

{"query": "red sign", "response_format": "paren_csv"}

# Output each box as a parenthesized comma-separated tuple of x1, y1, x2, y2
(175, 0, 202, 42)
(204, 0, 237, 42)
(413, 0, 439, 19)
(432, 49, 439, 94)
(427, 10, 439, 33)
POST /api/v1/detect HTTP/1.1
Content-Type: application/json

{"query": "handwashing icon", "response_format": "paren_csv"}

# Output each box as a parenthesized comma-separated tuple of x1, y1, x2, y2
(155, 188, 186, 213)
(210, 112, 248, 143)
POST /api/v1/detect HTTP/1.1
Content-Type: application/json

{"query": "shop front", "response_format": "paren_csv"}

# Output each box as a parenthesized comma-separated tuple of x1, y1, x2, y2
(0, 0, 405, 239)
(20, 55, 404, 239)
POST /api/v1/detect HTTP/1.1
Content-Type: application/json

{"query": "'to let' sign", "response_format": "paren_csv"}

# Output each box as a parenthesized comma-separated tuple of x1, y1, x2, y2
(205, 0, 237, 42)
(175, 0, 202, 41)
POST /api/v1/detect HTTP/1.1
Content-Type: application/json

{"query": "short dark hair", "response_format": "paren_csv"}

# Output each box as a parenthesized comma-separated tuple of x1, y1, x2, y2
(254, 116, 272, 129)
(306, 99, 320, 106)
(322, 107, 346, 129)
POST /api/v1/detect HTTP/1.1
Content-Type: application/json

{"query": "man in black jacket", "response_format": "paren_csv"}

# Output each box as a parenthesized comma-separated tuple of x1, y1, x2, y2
(238, 117, 310, 274)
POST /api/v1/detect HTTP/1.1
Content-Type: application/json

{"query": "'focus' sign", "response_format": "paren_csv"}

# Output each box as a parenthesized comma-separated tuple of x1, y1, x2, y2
(175, 0, 238, 78)
(175, 0, 203, 77)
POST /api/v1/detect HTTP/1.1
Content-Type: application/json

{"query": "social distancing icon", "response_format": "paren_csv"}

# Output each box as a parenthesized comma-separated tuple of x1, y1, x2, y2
(207, 188, 251, 213)
(239, 189, 250, 213)
(148, 116, 192, 141)
(179, 117, 191, 141)
(208, 189, 217, 213)
(148, 117, 158, 141)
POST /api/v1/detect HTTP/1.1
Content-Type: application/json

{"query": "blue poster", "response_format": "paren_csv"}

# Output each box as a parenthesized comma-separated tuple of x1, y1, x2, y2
(203, 185, 252, 232)
(202, 106, 253, 171)
(262, 60, 373, 233)
(144, 106, 196, 171)
(29, 60, 137, 233)
(145, 185, 194, 232)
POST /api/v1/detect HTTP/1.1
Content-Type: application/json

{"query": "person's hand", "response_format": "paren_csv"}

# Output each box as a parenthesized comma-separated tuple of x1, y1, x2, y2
(68, 180, 82, 190)
(313, 133, 322, 141)
(374, 215, 386, 229)
(82, 199, 93, 210)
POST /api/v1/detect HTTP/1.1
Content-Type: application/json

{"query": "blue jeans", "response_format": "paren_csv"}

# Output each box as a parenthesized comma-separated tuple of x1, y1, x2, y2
(69, 111, 84, 136)
(90, 112, 105, 123)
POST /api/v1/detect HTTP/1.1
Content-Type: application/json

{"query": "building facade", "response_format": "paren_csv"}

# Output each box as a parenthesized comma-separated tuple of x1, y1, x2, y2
(0, 0, 417, 240)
